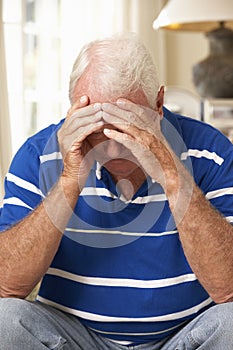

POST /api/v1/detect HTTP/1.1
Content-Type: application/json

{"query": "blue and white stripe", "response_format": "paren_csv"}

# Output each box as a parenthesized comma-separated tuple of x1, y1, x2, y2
(1, 110, 233, 345)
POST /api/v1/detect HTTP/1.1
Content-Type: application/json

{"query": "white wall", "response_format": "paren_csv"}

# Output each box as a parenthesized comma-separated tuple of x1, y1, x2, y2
(165, 31, 208, 93)
(153, 1, 209, 94)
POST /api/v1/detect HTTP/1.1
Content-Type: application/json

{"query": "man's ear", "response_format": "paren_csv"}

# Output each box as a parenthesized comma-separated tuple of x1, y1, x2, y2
(155, 86, 164, 117)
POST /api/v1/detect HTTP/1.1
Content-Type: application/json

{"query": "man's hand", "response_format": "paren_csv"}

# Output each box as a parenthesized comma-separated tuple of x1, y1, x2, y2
(102, 99, 233, 304)
(57, 96, 103, 189)
(101, 99, 172, 186)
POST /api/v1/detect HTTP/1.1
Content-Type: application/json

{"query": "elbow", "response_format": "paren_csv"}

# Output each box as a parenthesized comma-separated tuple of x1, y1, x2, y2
(214, 296, 233, 304)
(0, 283, 33, 299)
(0, 291, 27, 299)
(211, 291, 233, 304)
(0, 288, 28, 299)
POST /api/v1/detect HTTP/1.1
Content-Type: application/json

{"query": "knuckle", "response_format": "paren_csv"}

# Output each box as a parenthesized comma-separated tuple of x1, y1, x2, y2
(128, 112, 137, 124)
(137, 106, 144, 118)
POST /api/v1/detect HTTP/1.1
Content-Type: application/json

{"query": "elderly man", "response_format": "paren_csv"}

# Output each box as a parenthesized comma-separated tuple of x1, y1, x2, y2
(0, 33, 232, 349)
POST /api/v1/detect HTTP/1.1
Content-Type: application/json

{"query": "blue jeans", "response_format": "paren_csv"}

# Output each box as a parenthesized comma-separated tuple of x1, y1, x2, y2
(0, 298, 232, 349)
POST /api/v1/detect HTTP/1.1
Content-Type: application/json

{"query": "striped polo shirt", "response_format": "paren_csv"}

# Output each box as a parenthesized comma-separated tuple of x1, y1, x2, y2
(1, 107, 233, 345)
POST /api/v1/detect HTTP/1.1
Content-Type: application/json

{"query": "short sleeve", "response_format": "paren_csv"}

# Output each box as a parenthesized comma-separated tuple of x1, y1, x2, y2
(190, 127, 233, 223)
(0, 141, 44, 231)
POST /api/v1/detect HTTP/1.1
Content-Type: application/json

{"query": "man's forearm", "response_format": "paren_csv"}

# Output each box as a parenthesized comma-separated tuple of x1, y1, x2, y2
(162, 151, 233, 303)
(0, 176, 80, 298)
(177, 182, 233, 303)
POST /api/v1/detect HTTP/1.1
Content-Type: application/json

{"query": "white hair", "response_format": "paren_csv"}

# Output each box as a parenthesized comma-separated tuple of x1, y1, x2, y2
(69, 33, 160, 108)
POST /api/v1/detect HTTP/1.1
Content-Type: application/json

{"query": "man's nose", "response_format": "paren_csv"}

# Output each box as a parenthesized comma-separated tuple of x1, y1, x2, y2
(105, 139, 123, 158)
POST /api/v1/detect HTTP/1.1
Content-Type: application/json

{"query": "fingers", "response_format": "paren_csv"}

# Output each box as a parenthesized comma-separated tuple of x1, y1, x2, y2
(103, 128, 159, 178)
(62, 95, 103, 143)
(68, 103, 102, 121)
(66, 95, 102, 123)
(66, 103, 103, 140)
(58, 95, 104, 155)
(65, 109, 103, 135)
(66, 95, 90, 118)
(101, 104, 139, 135)
(103, 128, 134, 145)
(103, 126, 150, 150)
(101, 100, 160, 133)
(116, 99, 145, 119)
(117, 99, 162, 122)
(59, 118, 104, 154)
(102, 102, 140, 125)
(117, 99, 161, 128)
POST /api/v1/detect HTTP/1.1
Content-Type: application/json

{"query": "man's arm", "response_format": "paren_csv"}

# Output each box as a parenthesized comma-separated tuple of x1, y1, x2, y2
(0, 177, 79, 298)
(102, 99, 233, 303)
(152, 143, 233, 304)
(0, 96, 103, 298)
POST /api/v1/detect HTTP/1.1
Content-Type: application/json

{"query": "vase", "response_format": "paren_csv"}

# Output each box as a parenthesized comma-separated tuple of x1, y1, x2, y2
(192, 25, 233, 98)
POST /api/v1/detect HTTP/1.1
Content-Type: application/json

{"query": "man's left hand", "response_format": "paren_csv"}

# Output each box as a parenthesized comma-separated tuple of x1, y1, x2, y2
(101, 99, 172, 185)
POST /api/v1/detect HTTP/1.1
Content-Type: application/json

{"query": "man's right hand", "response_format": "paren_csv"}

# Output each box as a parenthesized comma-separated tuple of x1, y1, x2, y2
(0, 98, 104, 298)
(57, 95, 103, 190)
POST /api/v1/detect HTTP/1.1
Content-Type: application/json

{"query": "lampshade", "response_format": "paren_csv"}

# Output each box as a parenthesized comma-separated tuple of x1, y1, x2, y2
(153, 0, 233, 32)
(153, 0, 233, 98)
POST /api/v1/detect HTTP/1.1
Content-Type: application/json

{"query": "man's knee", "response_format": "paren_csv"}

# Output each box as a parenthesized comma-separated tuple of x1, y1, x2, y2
(207, 302, 233, 330)
(0, 298, 32, 337)
(0, 298, 30, 322)
(0, 298, 68, 349)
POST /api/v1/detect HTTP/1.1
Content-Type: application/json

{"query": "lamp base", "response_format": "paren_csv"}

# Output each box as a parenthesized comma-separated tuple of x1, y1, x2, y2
(192, 26, 233, 98)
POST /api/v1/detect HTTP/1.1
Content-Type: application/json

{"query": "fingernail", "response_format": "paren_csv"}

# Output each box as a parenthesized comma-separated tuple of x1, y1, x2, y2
(116, 99, 125, 106)
(93, 103, 101, 110)
(103, 128, 111, 135)
(80, 95, 87, 103)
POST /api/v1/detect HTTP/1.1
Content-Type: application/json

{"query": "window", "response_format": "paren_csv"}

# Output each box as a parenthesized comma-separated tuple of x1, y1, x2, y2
(3, 0, 121, 154)
(23, 0, 62, 136)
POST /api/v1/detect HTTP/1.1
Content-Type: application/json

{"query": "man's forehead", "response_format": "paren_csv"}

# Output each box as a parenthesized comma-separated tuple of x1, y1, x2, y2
(72, 65, 150, 106)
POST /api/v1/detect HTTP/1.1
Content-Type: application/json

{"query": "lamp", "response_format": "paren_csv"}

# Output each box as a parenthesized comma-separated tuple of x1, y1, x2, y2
(153, 0, 233, 98)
